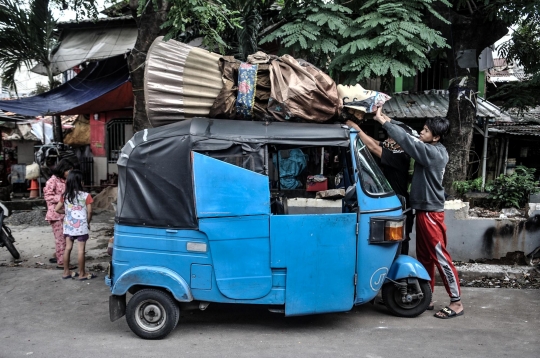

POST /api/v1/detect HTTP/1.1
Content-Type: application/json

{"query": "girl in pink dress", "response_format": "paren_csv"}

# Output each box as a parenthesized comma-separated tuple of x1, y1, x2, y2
(43, 159, 74, 269)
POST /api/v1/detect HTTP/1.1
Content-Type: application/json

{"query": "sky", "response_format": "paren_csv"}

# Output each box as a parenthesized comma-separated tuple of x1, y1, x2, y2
(53, 0, 109, 21)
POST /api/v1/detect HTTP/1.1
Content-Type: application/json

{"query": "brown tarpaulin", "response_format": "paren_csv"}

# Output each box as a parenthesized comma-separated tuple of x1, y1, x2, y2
(209, 56, 273, 121)
(268, 55, 339, 122)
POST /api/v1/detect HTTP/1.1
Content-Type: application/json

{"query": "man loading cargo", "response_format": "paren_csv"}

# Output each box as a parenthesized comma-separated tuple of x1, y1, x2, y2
(371, 106, 464, 319)
(345, 117, 415, 255)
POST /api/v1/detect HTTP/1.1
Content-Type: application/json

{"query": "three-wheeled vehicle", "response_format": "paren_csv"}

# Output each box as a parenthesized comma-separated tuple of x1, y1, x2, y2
(105, 118, 431, 339)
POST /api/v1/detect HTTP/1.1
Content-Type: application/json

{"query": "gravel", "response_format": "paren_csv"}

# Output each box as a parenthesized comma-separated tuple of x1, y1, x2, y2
(4, 210, 49, 227)
(454, 261, 540, 289)
(460, 273, 540, 289)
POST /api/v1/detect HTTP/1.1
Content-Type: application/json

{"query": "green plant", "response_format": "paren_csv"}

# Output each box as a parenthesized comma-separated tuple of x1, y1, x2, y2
(452, 179, 472, 197)
(488, 165, 540, 209)
(452, 177, 489, 197)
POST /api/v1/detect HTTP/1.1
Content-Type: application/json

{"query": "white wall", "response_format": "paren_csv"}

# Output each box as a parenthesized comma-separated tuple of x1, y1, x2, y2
(15, 141, 38, 164)
(93, 157, 108, 186)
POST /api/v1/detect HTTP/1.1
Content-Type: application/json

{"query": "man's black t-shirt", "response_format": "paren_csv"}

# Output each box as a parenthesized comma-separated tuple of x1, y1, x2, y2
(379, 143, 410, 202)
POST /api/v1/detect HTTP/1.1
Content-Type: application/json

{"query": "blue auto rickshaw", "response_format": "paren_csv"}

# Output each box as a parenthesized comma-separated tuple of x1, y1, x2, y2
(105, 118, 431, 339)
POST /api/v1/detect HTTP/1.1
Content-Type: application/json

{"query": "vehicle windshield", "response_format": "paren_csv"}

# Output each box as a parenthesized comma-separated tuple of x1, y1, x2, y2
(354, 137, 393, 196)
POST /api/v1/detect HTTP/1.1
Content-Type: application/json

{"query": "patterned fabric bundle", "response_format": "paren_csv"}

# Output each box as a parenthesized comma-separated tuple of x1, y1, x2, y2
(235, 63, 258, 119)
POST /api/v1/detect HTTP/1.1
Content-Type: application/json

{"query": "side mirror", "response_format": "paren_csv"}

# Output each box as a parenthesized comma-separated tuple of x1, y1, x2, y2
(344, 184, 357, 202)
(396, 194, 407, 210)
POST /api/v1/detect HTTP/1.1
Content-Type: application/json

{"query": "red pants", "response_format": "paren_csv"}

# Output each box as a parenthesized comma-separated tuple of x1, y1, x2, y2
(416, 211, 461, 302)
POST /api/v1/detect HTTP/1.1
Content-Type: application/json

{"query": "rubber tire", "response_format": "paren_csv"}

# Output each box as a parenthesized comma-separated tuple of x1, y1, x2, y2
(382, 279, 432, 318)
(126, 289, 179, 340)
(1, 225, 20, 260)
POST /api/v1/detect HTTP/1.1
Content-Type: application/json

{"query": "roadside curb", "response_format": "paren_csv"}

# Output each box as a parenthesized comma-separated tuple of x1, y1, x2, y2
(433, 263, 538, 286)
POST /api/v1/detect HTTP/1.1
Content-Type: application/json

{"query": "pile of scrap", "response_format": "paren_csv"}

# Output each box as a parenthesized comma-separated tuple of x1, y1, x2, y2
(144, 37, 390, 127)
(92, 186, 117, 211)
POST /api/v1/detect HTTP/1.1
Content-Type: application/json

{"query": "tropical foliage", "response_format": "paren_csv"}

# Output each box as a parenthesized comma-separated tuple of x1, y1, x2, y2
(493, 17, 540, 113)
(0, 0, 57, 94)
(260, 0, 451, 85)
(153, 0, 278, 59)
(488, 166, 539, 209)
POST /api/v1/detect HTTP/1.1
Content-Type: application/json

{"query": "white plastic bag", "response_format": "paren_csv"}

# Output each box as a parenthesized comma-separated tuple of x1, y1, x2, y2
(25, 162, 40, 180)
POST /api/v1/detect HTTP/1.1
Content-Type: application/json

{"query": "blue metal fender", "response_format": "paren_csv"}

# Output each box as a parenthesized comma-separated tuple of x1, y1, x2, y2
(387, 255, 431, 281)
(111, 266, 193, 302)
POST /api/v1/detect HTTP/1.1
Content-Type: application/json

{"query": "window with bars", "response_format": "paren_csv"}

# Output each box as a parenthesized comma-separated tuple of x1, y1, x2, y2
(107, 119, 133, 163)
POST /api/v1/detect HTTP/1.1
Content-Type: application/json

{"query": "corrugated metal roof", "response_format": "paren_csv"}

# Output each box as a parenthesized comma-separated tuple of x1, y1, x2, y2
(508, 107, 540, 124)
(384, 91, 512, 121)
(57, 15, 134, 28)
(489, 122, 540, 137)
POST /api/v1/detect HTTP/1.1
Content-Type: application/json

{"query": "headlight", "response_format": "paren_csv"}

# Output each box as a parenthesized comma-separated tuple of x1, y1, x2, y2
(384, 220, 404, 242)
(369, 216, 405, 244)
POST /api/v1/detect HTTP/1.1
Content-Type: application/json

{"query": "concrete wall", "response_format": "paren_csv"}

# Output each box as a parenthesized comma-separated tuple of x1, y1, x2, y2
(15, 141, 39, 164)
(93, 157, 108, 186)
(409, 203, 540, 261)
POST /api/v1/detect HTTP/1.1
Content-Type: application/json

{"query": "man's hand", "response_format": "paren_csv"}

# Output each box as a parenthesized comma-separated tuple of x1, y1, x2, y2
(345, 120, 360, 131)
(372, 106, 386, 124)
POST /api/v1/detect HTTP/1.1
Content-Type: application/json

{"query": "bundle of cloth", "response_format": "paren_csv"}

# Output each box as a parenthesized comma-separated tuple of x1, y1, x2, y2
(144, 37, 391, 127)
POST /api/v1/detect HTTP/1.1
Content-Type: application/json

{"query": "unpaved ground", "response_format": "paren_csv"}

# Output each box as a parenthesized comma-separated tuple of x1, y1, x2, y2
(0, 209, 114, 274)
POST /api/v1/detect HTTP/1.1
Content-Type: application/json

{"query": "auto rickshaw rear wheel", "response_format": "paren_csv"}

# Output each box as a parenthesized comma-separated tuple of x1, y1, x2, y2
(382, 279, 432, 318)
(126, 289, 179, 339)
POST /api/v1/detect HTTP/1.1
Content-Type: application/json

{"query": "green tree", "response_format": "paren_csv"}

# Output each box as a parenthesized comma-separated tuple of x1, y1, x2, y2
(127, 0, 238, 131)
(263, 0, 540, 192)
(426, 1, 538, 191)
(491, 17, 540, 113)
(0, 0, 57, 95)
(30, 82, 51, 95)
(261, 0, 451, 90)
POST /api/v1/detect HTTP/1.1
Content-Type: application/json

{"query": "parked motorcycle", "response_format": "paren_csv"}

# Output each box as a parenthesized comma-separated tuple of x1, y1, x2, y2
(0, 202, 20, 259)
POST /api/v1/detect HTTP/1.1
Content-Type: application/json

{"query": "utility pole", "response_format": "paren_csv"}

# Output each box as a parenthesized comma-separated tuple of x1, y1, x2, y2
(53, 114, 63, 143)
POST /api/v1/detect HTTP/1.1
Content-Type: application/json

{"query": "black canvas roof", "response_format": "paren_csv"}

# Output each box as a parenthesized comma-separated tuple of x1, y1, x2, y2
(144, 117, 351, 146)
(116, 118, 351, 229)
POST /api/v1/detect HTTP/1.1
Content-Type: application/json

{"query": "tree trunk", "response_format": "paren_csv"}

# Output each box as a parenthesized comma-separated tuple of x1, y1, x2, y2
(128, 0, 171, 132)
(429, 5, 508, 194)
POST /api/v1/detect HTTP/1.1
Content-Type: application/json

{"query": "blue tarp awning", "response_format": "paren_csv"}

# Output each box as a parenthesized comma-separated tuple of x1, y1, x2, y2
(0, 56, 130, 116)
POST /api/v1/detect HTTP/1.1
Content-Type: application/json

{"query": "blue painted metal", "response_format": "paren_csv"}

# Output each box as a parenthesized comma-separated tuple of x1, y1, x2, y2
(355, 209, 403, 303)
(111, 224, 285, 305)
(199, 216, 272, 299)
(387, 255, 431, 281)
(191, 264, 213, 290)
(193, 152, 270, 218)
(112, 266, 193, 302)
(106, 131, 432, 320)
(112, 224, 209, 299)
(270, 214, 357, 315)
(349, 132, 406, 304)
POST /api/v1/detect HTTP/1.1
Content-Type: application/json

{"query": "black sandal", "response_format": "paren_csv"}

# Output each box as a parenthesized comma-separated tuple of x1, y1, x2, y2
(434, 306, 464, 319)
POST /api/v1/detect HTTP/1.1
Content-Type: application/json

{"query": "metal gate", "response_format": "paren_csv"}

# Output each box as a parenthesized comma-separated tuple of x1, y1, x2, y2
(80, 156, 94, 186)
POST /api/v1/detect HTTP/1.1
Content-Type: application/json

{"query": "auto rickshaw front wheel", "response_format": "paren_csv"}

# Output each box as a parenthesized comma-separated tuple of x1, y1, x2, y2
(382, 279, 432, 318)
(126, 289, 180, 339)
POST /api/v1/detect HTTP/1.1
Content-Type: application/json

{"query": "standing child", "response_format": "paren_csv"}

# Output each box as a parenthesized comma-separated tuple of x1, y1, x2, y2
(43, 159, 74, 269)
(55, 170, 97, 281)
